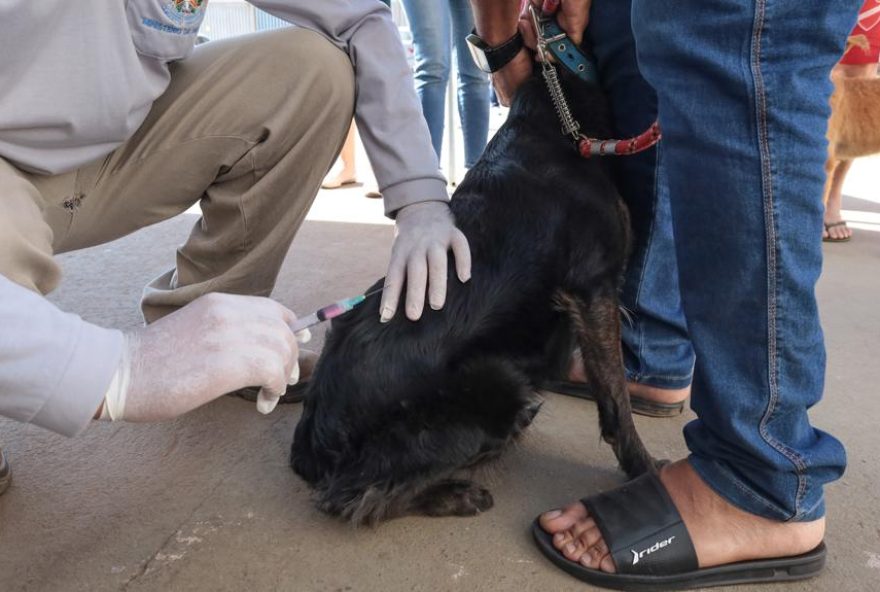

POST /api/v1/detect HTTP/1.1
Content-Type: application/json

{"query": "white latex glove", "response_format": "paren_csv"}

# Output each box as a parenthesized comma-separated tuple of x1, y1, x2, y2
(101, 293, 307, 422)
(379, 201, 471, 322)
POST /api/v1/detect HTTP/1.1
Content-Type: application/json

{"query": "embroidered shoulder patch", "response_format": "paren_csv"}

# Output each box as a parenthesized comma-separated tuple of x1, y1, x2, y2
(162, 0, 208, 27)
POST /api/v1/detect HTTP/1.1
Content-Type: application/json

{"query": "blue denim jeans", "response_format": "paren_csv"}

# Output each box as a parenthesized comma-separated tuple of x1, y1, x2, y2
(587, 2, 695, 392)
(401, 0, 490, 167)
(588, 0, 855, 521)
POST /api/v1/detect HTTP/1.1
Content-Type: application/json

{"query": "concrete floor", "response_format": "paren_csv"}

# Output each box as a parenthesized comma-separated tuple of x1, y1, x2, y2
(1, 156, 879, 592)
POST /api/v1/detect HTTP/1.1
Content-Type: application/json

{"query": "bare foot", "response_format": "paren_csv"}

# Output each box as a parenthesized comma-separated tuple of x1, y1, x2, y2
(568, 352, 690, 405)
(823, 220, 852, 242)
(538, 459, 825, 573)
(824, 158, 853, 241)
(321, 169, 358, 190)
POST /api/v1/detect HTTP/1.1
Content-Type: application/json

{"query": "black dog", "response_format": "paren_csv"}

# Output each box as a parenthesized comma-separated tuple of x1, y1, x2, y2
(291, 67, 657, 525)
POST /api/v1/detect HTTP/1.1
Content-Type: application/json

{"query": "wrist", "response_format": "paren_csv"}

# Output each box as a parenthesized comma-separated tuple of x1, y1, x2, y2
(479, 24, 519, 47)
(467, 29, 525, 74)
(97, 333, 136, 421)
(397, 200, 448, 219)
(471, 1, 520, 46)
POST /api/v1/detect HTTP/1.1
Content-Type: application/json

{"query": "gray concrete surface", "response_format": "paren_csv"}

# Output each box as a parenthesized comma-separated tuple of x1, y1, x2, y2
(1, 158, 879, 592)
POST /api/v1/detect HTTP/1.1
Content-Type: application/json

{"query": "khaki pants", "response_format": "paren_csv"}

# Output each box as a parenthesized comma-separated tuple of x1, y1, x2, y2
(0, 28, 354, 322)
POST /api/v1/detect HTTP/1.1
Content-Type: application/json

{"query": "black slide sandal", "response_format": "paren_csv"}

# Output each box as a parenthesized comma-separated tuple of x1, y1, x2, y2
(531, 472, 827, 591)
(541, 380, 686, 418)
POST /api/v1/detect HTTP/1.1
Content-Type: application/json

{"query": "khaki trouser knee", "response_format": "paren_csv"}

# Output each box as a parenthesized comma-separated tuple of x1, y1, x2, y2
(0, 158, 60, 295)
(1, 28, 355, 321)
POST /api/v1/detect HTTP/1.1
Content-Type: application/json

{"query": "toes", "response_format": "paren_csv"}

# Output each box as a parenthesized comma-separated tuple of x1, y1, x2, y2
(564, 525, 604, 565)
(566, 518, 599, 549)
(562, 540, 583, 561)
(599, 552, 617, 573)
(540, 501, 588, 534)
(579, 542, 606, 570)
(540, 502, 614, 569)
(552, 520, 604, 564)
(577, 524, 603, 553)
(579, 533, 614, 573)
(586, 538, 610, 569)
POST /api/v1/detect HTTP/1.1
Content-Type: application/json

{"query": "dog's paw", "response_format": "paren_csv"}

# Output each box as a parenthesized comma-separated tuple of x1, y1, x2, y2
(413, 479, 494, 517)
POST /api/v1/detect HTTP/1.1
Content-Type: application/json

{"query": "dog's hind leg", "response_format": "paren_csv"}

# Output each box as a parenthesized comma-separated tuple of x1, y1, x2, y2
(555, 287, 658, 478)
(316, 436, 502, 524)
(314, 357, 539, 524)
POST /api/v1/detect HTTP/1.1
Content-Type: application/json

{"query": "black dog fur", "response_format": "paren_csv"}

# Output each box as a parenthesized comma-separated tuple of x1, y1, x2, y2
(291, 67, 657, 525)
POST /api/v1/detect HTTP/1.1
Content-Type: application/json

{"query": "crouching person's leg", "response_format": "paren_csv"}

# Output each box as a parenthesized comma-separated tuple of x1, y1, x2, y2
(140, 29, 355, 321)
(40, 28, 356, 322)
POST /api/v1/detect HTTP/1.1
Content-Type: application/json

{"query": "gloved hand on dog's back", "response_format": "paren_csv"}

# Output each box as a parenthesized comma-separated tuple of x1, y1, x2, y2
(380, 201, 471, 323)
(96, 293, 309, 421)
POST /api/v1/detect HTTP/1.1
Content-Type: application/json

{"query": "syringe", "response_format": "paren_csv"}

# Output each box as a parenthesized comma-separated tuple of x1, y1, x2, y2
(291, 286, 385, 332)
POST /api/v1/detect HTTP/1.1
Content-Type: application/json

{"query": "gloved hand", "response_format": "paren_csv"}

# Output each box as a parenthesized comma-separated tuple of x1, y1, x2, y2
(101, 293, 307, 422)
(379, 201, 471, 322)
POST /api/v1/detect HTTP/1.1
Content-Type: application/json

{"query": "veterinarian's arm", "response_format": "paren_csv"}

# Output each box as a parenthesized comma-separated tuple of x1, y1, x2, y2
(247, 1, 471, 322)
(0, 275, 303, 435)
(247, 0, 444, 216)
(0, 275, 123, 436)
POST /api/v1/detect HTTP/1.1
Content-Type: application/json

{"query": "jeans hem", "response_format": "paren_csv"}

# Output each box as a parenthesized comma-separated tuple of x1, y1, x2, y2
(688, 455, 826, 523)
(624, 368, 693, 390)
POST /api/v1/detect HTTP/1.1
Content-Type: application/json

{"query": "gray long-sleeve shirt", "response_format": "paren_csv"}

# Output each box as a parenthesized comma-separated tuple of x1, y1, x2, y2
(0, 0, 446, 436)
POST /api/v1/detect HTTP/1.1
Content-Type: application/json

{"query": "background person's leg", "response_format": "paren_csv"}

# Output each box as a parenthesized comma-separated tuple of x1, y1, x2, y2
(449, 0, 490, 168)
(28, 29, 354, 323)
(632, 0, 855, 520)
(322, 122, 359, 189)
(401, 0, 452, 159)
(588, 0, 695, 396)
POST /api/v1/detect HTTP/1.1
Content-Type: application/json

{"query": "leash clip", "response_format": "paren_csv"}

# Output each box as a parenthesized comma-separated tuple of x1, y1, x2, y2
(530, 5, 580, 140)
(529, 5, 551, 63)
